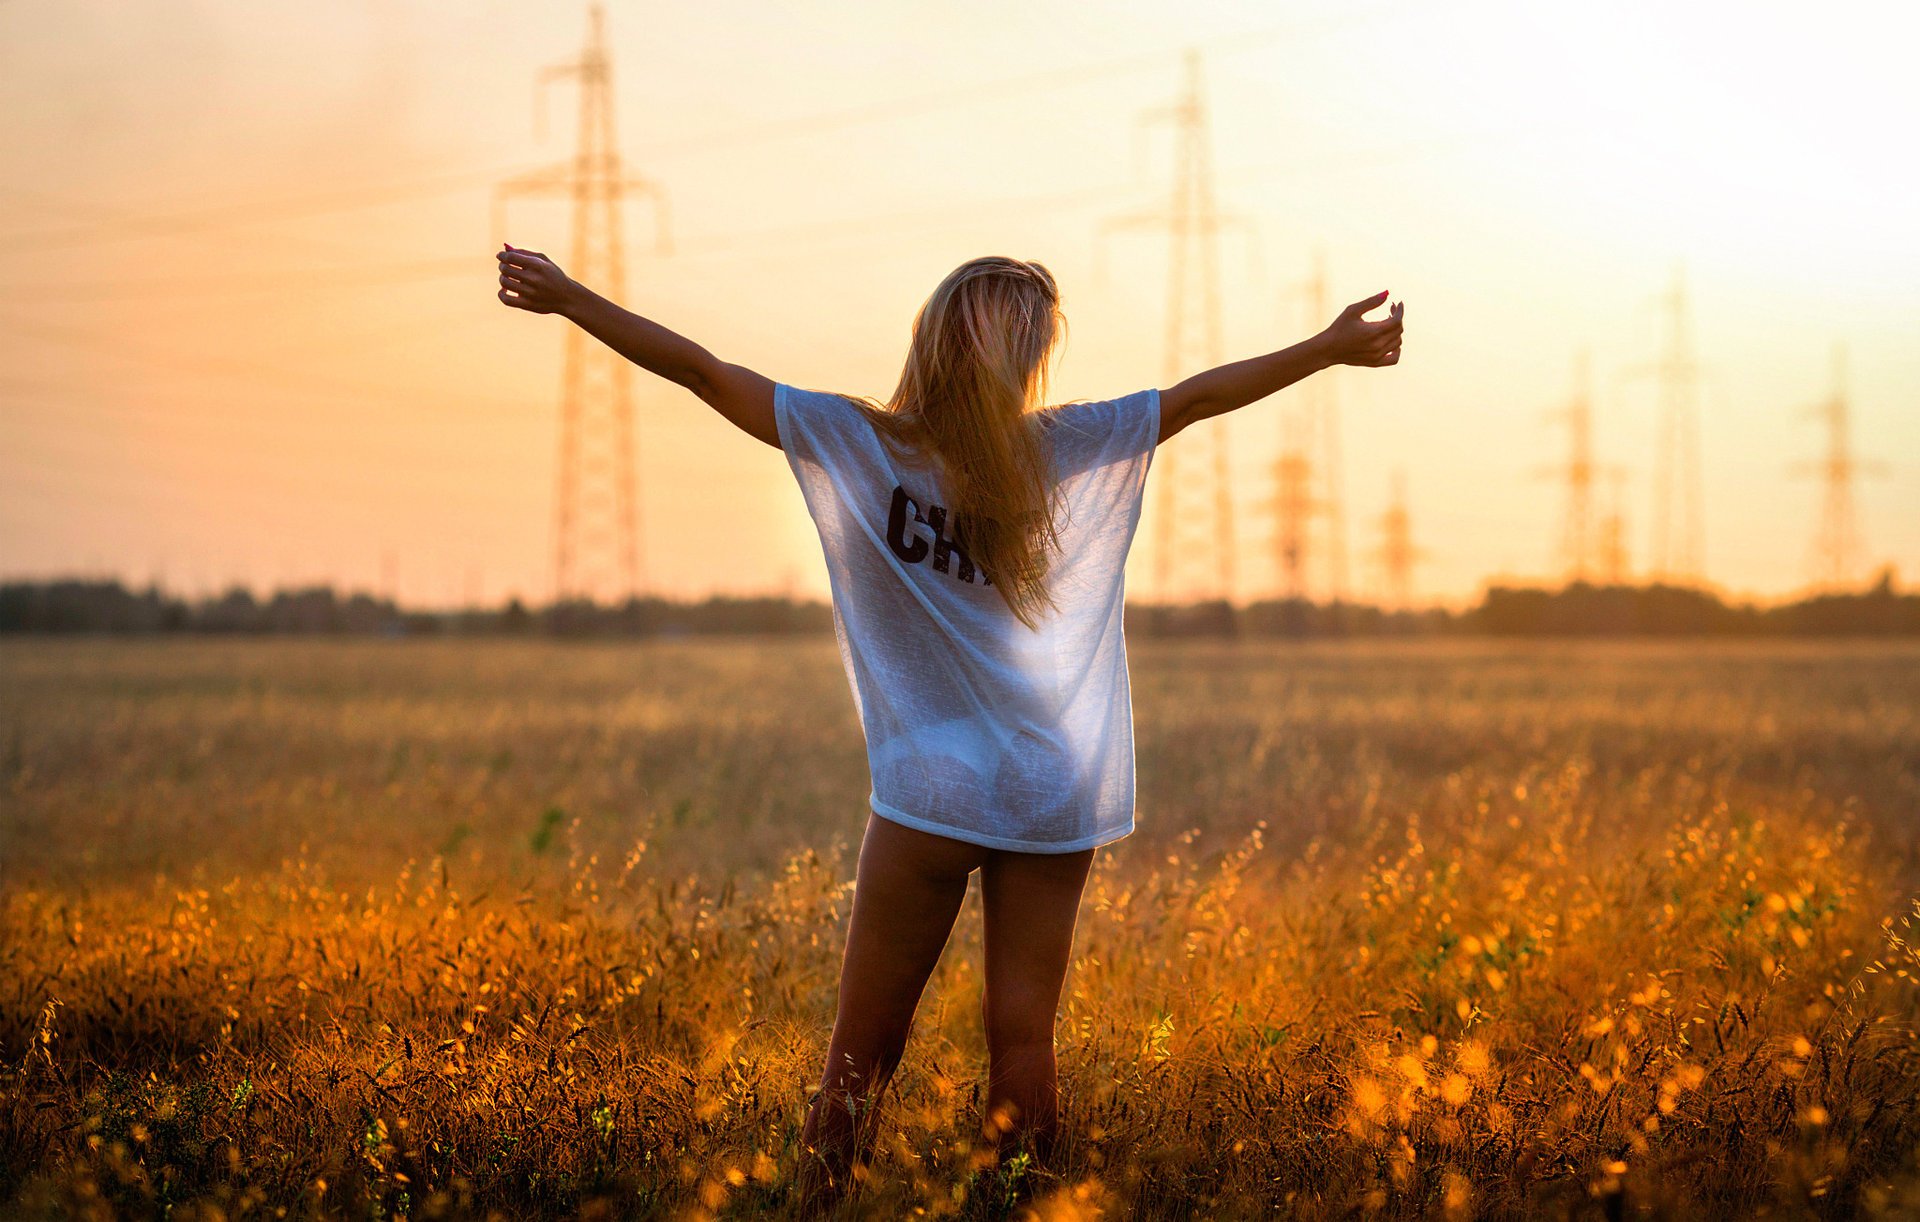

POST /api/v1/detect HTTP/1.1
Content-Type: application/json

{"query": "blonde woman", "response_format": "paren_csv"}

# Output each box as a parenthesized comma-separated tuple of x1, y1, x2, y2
(496, 246, 1404, 1204)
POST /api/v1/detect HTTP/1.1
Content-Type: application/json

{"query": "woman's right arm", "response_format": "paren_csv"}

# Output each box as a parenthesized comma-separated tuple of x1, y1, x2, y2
(496, 245, 779, 449)
(1158, 290, 1404, 444)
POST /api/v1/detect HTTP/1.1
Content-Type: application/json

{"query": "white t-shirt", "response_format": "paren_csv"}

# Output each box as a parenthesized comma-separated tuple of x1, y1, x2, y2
(775, 381, 1160, 853)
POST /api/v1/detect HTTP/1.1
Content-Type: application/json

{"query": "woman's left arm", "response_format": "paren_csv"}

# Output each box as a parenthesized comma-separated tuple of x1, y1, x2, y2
(497, 245, 779, 449)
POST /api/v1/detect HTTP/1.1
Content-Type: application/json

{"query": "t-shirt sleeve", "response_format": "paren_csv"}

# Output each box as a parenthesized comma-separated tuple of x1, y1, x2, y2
(774, 382, 848, 532)
(1043, 387, 1161, 483)
(773, 381, 847, 465)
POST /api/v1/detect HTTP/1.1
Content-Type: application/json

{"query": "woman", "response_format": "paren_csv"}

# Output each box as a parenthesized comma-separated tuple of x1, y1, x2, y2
(495, 247, 1403, 1203)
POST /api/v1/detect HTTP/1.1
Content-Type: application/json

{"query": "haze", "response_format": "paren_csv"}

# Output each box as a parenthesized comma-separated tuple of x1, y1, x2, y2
(2, 0, 1915, 608)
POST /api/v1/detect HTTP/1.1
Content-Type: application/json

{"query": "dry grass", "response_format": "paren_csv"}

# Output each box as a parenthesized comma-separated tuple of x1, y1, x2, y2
(2, 637, 1918, 1219)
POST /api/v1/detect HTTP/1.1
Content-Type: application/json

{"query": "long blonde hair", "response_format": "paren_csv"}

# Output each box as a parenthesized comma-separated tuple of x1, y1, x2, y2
(844, 256, 1067, 630)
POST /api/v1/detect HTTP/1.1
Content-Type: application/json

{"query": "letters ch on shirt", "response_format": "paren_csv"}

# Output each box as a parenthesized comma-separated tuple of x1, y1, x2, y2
(885, 485, 993, 586)
(774, 383, 1155, 851)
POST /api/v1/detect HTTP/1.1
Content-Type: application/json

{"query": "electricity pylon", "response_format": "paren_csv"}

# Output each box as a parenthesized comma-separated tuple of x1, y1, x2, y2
(1269, 413, 1316, 600)
(1641, 263, 1705, 584)
(1102, 49, 1252, 605)
(1538, 348, 1596, 582)
(1595, 467, 1630, 585)
(1794, 341, 1886, 590)
(1280, 248, 1348, 602)
(1372, 469, 1423, 610)
(494, 2, 669, 605)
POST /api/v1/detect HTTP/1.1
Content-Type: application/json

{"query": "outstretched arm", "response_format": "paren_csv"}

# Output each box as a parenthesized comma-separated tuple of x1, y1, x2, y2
(496, 244, 779, 449)
(1158, 289, 1404, 444)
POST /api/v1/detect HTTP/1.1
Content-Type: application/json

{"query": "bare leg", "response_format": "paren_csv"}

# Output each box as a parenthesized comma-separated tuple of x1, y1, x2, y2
(979, 844, 1096, 1166)
(796, 813, 986, 1210)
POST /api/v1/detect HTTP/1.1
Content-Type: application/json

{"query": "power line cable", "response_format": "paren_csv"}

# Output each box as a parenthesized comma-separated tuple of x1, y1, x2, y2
(17, 257, 480, 302)
(0, 434, 538, 518)
(0, 310, 535, 417)
(9, 132, 1481, 302)
(0, 161, 529, 251)
(0, 10, 1396, 252)
(1, 184, 376, 265)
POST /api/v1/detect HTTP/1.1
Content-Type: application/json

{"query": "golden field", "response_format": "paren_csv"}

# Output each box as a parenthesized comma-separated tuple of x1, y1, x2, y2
(3, 637, 1919, 1220)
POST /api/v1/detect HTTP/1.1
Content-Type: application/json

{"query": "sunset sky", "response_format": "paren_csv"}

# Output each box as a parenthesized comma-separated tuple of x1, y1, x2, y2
(3, 0, 1915, 609)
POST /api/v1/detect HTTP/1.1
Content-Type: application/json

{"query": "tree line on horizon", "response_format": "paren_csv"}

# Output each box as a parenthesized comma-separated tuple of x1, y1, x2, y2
(2, 572, 1914, 637)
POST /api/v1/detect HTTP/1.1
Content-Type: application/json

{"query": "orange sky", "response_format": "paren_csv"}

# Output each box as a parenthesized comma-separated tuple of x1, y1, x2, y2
(3, 0, 1916, 608)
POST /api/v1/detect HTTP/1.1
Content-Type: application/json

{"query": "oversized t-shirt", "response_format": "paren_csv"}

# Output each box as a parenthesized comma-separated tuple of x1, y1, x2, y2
(775, 382, 1160, 853)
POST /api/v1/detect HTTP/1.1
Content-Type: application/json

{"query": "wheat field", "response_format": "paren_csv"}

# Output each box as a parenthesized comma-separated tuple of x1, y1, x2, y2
(3, 637, 1918, 1220)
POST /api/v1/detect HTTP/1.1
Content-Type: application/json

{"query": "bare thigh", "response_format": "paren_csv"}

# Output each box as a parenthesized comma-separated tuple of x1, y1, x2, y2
(826, 813, 989, 1070)
(980, 844, 1096, 1051)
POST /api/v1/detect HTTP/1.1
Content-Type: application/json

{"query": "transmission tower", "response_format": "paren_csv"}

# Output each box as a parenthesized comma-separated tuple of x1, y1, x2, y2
(1794, 341, 1886, 590)
(1269, 412, 1316, 600)
(1102, 49, 1251, 605)
(1644, 263, 1705, 584)
(1539, 348, 1596, 582)
(1372, 469, 1423, 610)
(494, 3, 669, 605)
(1595, 466, 1630, 586)
(1279, 248, 1348, 601)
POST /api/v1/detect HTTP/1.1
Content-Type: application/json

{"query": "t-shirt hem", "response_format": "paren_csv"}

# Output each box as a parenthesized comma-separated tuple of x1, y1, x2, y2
(869, 797, 1132, 854)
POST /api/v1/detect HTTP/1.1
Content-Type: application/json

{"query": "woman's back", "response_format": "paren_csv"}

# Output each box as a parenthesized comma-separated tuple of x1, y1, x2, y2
(776, 381, 1161, 852)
